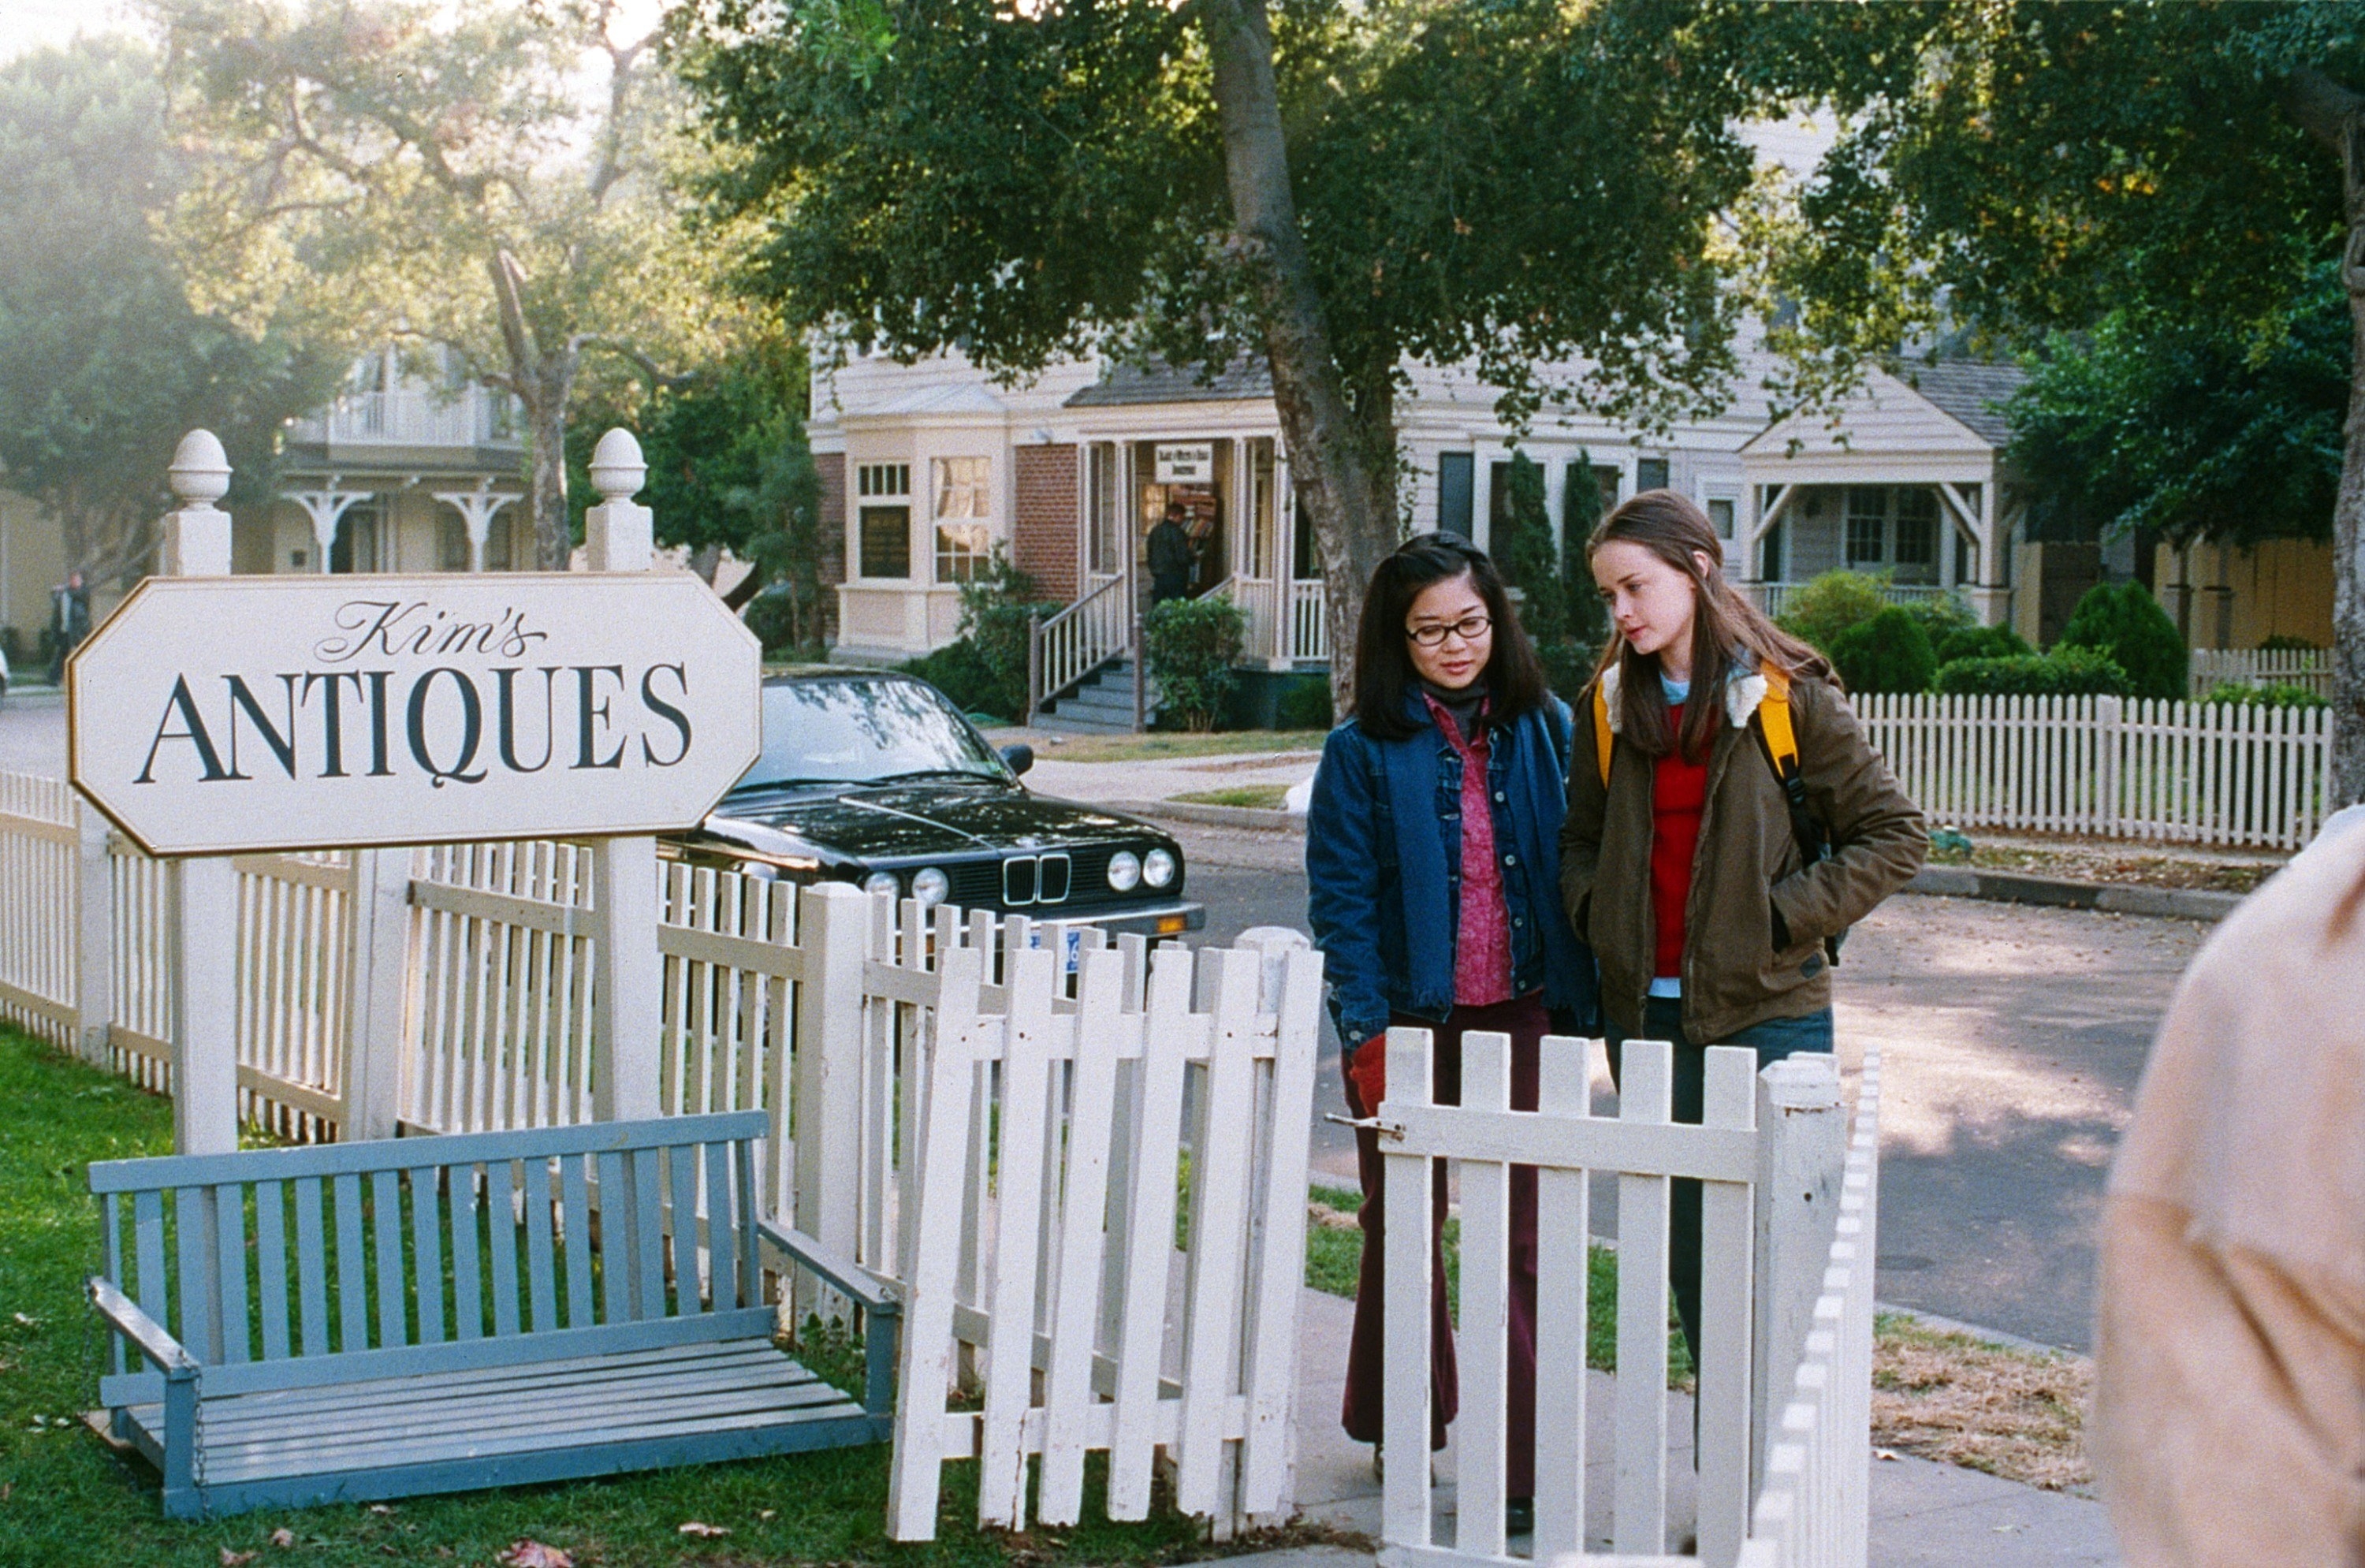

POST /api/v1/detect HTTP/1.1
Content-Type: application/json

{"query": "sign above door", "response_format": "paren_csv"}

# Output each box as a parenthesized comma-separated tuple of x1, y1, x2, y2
(1154, 444, 1214, 484)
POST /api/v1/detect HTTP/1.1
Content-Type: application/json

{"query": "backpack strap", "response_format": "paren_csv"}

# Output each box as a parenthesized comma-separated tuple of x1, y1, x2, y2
(1591, 680, 1614, 789)
(1751, 664, 1827, 863)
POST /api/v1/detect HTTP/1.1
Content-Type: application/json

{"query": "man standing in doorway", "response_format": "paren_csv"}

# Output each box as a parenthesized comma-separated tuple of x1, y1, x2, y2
(1148, 503, 1193, 604)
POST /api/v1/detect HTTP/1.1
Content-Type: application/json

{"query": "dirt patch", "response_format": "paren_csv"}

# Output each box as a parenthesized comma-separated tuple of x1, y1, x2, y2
(1928, 840, 2283, 894)
(1872, 1316, 2093, 1492)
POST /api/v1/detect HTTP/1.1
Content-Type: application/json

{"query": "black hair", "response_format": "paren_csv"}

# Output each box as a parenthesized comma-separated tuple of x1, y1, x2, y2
(1350, 532, 1550, 741)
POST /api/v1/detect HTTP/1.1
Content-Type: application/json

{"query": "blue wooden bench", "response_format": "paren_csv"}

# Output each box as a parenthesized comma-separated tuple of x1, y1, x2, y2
(85, 1110, 897, 1519)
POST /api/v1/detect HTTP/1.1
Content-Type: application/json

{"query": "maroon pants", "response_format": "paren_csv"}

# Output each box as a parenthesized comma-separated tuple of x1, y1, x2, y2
(1340, 993, 1543, 1498)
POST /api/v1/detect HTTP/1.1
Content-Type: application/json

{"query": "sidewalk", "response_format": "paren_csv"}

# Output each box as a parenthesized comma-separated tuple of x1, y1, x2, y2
(1249, 1288, 2121, 1566)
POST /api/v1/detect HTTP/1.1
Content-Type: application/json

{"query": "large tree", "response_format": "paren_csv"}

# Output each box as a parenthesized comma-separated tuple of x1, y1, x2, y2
(680, 0, 1774, 709)
(1760, 0, 2365, 798)
(0, 39, 341, 588)
(147, 0, 749, 568)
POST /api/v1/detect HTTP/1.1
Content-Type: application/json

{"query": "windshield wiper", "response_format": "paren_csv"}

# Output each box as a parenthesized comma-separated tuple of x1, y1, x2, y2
(874, 768, 1005, 785)
(727, 776, 850, 795)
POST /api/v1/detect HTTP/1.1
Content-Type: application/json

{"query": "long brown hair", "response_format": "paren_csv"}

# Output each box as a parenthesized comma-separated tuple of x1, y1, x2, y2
(1350, 533, 1550, 741)
(1586, 490, 1831, 762)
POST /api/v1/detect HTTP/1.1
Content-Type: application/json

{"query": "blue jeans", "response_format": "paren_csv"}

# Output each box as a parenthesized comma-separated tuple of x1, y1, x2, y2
(1606, 1000, 1834, 1368)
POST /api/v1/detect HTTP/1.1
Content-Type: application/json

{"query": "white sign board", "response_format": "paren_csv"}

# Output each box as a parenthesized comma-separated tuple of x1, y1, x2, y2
(1154, 443, 1213, 484)
(69, 574, 762, 856)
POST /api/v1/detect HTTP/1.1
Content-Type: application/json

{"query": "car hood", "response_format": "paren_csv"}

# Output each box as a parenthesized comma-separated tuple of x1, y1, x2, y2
(698, 783, 1161, 862)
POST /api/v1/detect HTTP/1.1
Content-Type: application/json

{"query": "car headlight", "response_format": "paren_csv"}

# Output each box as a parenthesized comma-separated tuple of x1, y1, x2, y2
(1142, 847, 1176, 888)
(911, 866, 951, 907)
(861, 870, 899, 899)
(1105, 851, 1141, 892)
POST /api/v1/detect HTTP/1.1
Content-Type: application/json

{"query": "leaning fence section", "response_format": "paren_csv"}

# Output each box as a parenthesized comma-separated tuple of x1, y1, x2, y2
(1738, 1043, 1882, 1568)
(0, 769, 80, 1048)
(2188, 646, 2330, 699)
(1856, 691, 2333, 850)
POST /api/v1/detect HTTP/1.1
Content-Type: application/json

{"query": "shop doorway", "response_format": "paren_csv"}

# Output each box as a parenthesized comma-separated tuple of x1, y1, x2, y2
(1133, 438, 1231, 609)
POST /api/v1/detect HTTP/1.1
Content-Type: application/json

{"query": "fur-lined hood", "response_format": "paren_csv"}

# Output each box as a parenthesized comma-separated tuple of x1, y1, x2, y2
(1596, 659, 1769, 735)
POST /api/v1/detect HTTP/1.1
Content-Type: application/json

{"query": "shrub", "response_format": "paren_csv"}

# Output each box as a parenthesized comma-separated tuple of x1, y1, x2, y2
(1898, 593, 1976, 647)
(743, 583, 824, 657)
(1934, 647, 2132, 698)
(1144, 595, 1247, 732)
(1827, 605, 1937, 694)
(2199, 681, 2329, 710)
(899, 639, 1004, 719)
(904, 551, 1060, 723)
(2259, 633, 2320, 654)
(1933, 623, 2032, 666)
(1775, 571, 1893, 654)
(1496, 448, 1604, 698)
(2058, 581, 2188, 701)
(1277, 674, 1335, 730)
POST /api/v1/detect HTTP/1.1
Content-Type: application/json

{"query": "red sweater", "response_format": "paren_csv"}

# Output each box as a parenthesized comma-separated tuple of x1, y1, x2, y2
(1651, 704, 1708, 983)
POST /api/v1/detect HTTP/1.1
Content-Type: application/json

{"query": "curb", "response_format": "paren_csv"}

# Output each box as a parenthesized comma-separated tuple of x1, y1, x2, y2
(1906, 864, 2241, 922)
(1873, 1301, 2086, 1361)
(1118, 799, 1303, 832)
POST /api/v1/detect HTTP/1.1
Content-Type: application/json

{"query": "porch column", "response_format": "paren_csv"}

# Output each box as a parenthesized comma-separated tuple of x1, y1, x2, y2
(432, 479, 521, 572)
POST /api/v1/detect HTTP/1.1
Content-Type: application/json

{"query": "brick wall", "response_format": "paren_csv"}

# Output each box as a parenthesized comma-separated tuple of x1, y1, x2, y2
(814, 451, 845, 645)
(1012, 444, 1078, 604)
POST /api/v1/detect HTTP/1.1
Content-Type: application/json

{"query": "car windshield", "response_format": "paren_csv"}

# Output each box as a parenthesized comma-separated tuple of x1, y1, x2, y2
(732, 678, 1011, 791)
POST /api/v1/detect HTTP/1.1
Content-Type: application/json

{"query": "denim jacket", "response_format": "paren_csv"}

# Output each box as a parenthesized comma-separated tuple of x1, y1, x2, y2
(1305, 693, 1596, 1045)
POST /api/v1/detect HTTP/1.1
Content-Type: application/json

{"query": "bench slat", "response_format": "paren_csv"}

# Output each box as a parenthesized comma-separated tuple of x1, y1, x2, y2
(485, 1160, 520, 1339)
(596, 1149, 629, 1322)
(215, 1182, 249, 1365)
(632, 1147, 665, 1321)
(735, 1139, 761, 1313)
(87, 1110, 770, 1192)
(293, 1178, 328, 1357)
(411, 1168, 444, 1345)
(105, 1192, 125, 1380)
(175, 1186, 214, 1364)
(559, 1155, 591, 1330)
(333, 1173, 366, 1352)
(371, 1169, 405, 1348)
(450, 1164, 482, 1342)
(255, 1183, 290, 1362)
(669, 1145, 701, 1316)
(133, 1190, 166, 1352)
(704, 1140, 737, 1311)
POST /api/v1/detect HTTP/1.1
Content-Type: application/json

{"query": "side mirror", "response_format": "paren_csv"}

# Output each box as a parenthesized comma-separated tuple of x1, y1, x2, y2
(1000, 743, 1035, 777)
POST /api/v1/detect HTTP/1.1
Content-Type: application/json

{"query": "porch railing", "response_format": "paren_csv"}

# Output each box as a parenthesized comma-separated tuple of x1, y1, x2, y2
(1218, 575, 1280, 665)
(289, 388, 521, 450)
(1288, 579, 1328, 662)
(1741, 581, 1959, 620)
(1027, 573, 1133, 720)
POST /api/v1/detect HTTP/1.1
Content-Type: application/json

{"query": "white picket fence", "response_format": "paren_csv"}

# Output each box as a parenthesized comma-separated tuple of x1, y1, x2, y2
(2188, 646, 2329, 699)
(1854, 691, 2333, 849)
(887, 930, 1324, 1538)
(1378, 1034, 1864, 1568)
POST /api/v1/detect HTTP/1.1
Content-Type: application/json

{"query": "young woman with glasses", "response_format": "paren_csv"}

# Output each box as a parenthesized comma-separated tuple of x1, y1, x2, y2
(1305, 532, 1595, 1526)
(1563, 490, 1924, 1371)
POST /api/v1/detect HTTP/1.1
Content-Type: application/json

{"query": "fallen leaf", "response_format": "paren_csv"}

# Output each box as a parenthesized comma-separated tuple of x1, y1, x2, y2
(756, 1509, 777, 1521)
(1874, 1447, 1900, 1462)
(366, 1504, 396, 1515)
(678, 1521, 731, 1539)
(221, 1551, 257, 1567)
(10, 1313, 37, 1328)
(497, 1543, 574, 1568)
(270, 1528, 295, 1548)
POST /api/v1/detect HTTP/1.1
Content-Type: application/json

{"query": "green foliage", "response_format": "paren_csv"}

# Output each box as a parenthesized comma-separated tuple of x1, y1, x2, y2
(1143, 596, 1247, 733)
(2199, 682, 2330, 710)
(1933, 623, 2032, 667)
(1775, 571, 1894, 655)
(2006, 265, 2347, 550)
(1828, 606, 1937, 695)
(2259, 633, 2322, 654)
(1897, 592, 1975, 645)
(0, 39, 343, 585)
(899, 638, 1004, 719)
(1277, 675, 1335, 731)
(1497, 449, 1603, 699)
(896, 554, 1055, 722)
(1935, 648, 2132, 698)
(2058, 581, 2190, 702)
(1928, 827, 1976, 863)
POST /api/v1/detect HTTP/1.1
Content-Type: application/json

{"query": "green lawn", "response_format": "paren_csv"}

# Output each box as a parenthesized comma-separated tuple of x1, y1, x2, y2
(0, 1031, 1253, 1568)
(1168, 786, 1292, 811)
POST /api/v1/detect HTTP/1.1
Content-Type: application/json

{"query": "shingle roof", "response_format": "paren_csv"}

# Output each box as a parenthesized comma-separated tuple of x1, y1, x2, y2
(1895, 360, 2027, 448)
(1064, 358, 1273, 408)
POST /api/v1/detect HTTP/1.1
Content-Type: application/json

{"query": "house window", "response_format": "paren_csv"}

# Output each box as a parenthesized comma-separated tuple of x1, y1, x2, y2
(1845, 488, 1887, 566)
(487, 512, 516, 572)
(1635, 457, 1670, 493)
(856, 463, 914, 579)
(1706, 497, 1736, 539)
(858, 463, 911, 499)
(1437, 453, 1473, 537)
(1565, 462, 1618, 533)
(1894, 488, 1939, 580)
(933, 456, 994, 583)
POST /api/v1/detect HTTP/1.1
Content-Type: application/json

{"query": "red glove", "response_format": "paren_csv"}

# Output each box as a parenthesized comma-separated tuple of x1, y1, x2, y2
(1346, 1032, 1388, 1112)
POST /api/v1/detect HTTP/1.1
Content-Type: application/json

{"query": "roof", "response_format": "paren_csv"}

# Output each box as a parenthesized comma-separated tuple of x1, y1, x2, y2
(1064, 358, 1273, 408)
(844, 382, 1009, 418)
(1892, 360, 2026, 447)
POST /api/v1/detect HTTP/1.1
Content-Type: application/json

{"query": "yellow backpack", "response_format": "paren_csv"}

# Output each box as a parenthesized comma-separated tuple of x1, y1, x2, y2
(1590, 662, 1844, 959)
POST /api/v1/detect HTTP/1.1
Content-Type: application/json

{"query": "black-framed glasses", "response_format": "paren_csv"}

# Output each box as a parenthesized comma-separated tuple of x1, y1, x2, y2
(1406, 613, 1492, 648)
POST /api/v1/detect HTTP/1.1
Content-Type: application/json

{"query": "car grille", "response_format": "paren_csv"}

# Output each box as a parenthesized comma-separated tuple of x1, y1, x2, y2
(940, 846, 1166, 914)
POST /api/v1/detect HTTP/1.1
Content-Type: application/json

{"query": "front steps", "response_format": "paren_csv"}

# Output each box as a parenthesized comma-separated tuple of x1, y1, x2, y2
(1034, 660, 1160, 734)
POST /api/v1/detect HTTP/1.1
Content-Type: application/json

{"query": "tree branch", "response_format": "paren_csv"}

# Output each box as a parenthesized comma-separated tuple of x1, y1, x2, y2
(2281, 65, 2363, 155)
(577, 336, 697, 391)
(489, 246, 538, 397)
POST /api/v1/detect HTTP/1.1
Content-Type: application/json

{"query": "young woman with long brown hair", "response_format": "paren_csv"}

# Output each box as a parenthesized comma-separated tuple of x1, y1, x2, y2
(1559, 490, 1925, 1367)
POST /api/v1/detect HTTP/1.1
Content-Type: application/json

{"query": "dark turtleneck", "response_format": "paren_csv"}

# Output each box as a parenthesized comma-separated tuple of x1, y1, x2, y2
(1418, 677, 1488, 743)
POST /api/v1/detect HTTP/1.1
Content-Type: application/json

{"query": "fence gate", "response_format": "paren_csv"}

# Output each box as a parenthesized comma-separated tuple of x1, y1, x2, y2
(885, 936, 1325, 1540)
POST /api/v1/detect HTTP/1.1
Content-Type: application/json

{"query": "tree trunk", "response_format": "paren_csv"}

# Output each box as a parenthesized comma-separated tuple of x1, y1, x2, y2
(1200, 0, 1393, 719)
(2285, 69, 2365, 805)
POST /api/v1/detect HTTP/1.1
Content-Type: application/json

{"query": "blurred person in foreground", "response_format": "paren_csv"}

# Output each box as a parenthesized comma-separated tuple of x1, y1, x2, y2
(2091, 806, 2365, 1564)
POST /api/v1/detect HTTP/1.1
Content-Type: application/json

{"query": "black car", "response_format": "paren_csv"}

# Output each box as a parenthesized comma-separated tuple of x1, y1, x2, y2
(664, 669, 1205, 940)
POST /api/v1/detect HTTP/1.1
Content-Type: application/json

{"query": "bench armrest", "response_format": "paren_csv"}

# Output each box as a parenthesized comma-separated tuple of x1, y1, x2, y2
(754, 1218, 900, 1316)
(88, 1276, 197, 1377)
